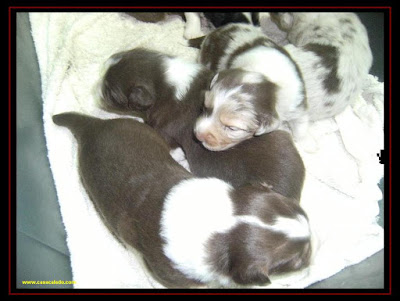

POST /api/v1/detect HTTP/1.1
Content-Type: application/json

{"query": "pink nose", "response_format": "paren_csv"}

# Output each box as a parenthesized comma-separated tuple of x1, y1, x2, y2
(195, 131, 217, 145)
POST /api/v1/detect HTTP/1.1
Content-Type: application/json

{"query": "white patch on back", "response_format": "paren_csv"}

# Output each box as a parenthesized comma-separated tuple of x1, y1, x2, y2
(163, 57, 202, 101)
(161, 177, 310, 285)
(160, 178, 236, 284)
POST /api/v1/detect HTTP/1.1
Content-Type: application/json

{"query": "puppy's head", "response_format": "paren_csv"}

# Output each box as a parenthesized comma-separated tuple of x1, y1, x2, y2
(208, 183, 312, 286)
(99, 49, 165, 113)
(194, 69, 280, 151)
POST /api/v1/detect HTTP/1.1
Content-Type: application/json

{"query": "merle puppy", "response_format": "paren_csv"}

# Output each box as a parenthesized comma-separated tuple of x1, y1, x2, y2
(270, 12, 373, 119)
(100, 48, 305, 201)
(53, 112, 311, 288)
(193, 23, 307, 151)
(194, 13, 372, 151)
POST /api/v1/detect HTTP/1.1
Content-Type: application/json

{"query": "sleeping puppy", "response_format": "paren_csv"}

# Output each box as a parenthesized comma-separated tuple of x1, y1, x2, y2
(269, 12, 373, 121)
(184, 12, 259, 39)
(100, 48, 305, 201)
(194, 23, 308, 151)
(195, 15, 372, 151)
(53, 112, 311, 288)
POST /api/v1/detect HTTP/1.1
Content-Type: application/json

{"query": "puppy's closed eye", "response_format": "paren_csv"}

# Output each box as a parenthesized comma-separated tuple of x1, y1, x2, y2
(225, 125, 242, 132)
(128, 86, 154, 110)
(224, 125, 250, 133)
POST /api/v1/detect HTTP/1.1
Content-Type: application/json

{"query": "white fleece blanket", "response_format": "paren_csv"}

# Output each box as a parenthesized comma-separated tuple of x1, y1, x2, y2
(29, 12, 384, 289)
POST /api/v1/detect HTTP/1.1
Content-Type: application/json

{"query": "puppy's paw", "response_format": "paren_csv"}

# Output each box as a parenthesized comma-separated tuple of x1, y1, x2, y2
(183, 12, 204, 39)
(184, 25, 204, 39)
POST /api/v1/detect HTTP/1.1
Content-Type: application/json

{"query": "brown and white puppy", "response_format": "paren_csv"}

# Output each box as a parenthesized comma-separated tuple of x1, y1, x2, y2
(53, 112, 311, 288)
(194, 23, 307, 151)
(195, 68, 282, 151)
(100, 48, 305, 202)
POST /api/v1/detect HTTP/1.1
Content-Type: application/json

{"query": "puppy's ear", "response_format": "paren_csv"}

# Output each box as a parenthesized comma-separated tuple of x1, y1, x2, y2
(255, 114, 280, 136)
(128, 86, 154, 110)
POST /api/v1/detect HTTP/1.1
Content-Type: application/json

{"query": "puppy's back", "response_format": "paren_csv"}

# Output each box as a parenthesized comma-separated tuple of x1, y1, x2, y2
(186, 129, 305, 201)
(53, 112, 203, 287)
(53, 113, 179, 183)
(199, 23, 275, 72)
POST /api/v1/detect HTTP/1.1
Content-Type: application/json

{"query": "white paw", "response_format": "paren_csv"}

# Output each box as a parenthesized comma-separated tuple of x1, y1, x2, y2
(183, 12, 204, 39)
(184, 26, 204, 39)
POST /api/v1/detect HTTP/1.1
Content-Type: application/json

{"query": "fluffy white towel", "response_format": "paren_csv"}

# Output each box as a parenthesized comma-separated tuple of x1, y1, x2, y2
(29, 12, 384, 289)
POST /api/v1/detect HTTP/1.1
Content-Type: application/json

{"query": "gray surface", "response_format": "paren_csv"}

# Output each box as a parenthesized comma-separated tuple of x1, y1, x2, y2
(16, 12, 73, 289)
(17, 232, 73, 289)
(15, 11, 385, 290)
(308, 250, 384, 289)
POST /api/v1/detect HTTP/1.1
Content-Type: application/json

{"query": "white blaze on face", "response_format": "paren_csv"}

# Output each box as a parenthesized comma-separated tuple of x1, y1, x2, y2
(194, 79, 260, 150)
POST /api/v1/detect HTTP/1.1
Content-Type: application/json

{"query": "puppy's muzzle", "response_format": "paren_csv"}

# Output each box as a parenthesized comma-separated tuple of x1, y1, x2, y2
(195, 130, 217, 146)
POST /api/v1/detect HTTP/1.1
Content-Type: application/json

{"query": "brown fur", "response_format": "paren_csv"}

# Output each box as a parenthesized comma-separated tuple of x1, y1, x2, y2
(100, 48, 305, 201)
(52, 113, 200, 288)
(53, 112, 311, 287)
(208, 184, 311, 285)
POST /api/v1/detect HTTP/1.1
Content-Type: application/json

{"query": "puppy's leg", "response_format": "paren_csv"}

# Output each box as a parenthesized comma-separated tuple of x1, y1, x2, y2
(184, 13, 204, 39)
(170, 147, 191, 172)
(290, 115, 318, 153)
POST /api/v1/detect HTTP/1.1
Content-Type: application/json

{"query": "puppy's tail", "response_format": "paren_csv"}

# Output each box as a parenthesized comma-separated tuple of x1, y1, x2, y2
(188, 36, 205, 48)
(53, 112, 99, 138)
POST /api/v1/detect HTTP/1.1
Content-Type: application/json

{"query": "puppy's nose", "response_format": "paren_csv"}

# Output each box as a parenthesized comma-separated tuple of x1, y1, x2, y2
(196, 131, 217, 145)
(195, 130, 206, 142)
(206, 133, 217, 145)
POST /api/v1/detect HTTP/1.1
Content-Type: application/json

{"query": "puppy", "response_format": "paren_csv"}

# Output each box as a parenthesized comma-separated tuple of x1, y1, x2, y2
(194, 23, 308, 151)
(269, 12, 373, 121)
(53, 112, 311, 288)
(184, 12, 259, 39)
(100, 48, 305, 201)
